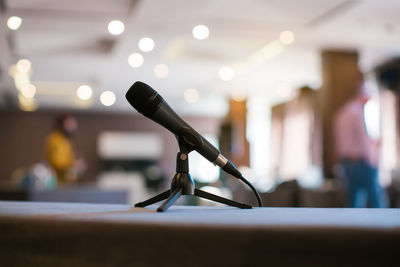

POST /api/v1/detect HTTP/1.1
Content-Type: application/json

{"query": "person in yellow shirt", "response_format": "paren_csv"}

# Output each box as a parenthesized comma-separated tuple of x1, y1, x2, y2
(45, 114, 83, 185)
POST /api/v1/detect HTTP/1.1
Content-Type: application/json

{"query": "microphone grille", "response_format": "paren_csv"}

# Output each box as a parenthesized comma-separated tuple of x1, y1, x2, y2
(126, 81, 163, 116)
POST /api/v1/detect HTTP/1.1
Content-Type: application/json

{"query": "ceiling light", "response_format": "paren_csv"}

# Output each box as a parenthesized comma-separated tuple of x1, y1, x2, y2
(16, 59, 31, 73)
(7, 16, 22, 30)
(154, 64, 169, 79)
(77, 85, 93, 100)
(280, 30, 295, 45)
(21, 84, 36, 98)
(128, 53, 144, 68)
(100, 91, 116, 106)
(219, 66, 235, 81)
(108, 20, 125, 35)
(138, 37, 155, 52)
(192, 25, 209, 40)
(184, 88, 199, 103)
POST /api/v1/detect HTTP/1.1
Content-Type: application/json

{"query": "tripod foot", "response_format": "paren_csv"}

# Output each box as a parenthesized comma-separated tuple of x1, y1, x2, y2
(134, 190, 171, 208)
(157, 188, 182, 212)
(194, 189, 252, 209)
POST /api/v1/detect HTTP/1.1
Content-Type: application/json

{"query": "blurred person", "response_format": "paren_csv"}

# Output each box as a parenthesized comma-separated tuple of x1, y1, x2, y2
(334, 84, 382, 208)
(45, 114, 85, 185)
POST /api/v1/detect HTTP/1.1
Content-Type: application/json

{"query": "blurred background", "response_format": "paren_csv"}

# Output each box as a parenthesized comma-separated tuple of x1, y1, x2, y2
(0, 0, 399, 208)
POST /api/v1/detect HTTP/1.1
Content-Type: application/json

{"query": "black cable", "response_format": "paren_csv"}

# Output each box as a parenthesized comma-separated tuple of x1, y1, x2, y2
(220, 160, 263, 207)
(239, 175, 263, 207)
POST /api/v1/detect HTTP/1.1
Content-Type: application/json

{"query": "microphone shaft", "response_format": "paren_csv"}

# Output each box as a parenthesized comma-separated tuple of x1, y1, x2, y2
(150, 100, 221, 163)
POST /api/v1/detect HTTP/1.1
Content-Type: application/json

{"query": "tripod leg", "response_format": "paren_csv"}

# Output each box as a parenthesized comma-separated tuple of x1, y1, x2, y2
(194, 189, 252, 209)
(134, 190, 171, 208)
(157, 188, 182, 212)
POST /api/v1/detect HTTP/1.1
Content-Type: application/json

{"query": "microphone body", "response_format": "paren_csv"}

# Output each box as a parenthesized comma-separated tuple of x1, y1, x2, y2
(126, 81, 239, 177)
(126, 81, 262, 207)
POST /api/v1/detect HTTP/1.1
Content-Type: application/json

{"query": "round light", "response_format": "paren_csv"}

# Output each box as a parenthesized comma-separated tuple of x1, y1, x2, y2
(192, 25, 209, 40)
(21, 84, 36, 98)
(128, 53, 144, 68)
(138, 37, 155, 52)
(77, 85, 93, 100)
(7, 16, 22, 30)
(184, 88, 199, 103)
(219, 66, 235, 81)
(280, 30, 295, 45)
(100, 91, 116, 106)
(154, 64, 169, 78)
(16, 59, 31, 73)
(107, 20, 125, 35)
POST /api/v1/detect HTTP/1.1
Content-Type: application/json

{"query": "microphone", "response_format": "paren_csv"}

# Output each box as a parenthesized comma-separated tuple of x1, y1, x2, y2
(126, 81, 240, 177)
(126, 81, 262, 207)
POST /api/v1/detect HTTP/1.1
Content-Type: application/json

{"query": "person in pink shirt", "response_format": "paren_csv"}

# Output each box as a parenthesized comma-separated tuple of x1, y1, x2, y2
(334, 85, 381, 208)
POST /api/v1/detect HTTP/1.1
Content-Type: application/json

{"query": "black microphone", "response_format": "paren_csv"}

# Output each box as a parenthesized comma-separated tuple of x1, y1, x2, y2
(125, 81, 242, 179)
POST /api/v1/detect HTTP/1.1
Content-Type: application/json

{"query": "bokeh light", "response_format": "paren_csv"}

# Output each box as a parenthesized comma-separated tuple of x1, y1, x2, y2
(7, 16, 22, 30)
(184, 88, 199, 103)
(154, 64, 169, 78)
(107, 20, 125, 35)
(128, 53, 144, 68)
(16, 59, 31, 73)
(280, 30, 295, 45)
(77, 85, 93, 100)
(21, 84, 36, 98)
(192, 25, 209, 40)
(138, 37, 155, 52)
(100, 91, 116, 106)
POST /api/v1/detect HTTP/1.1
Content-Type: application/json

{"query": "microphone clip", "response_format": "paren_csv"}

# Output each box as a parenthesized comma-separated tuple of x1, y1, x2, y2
(176, 127, 204, 153)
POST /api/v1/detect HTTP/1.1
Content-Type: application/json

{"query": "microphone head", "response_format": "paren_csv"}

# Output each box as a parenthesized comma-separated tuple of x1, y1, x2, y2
(126, 81, 164, 116)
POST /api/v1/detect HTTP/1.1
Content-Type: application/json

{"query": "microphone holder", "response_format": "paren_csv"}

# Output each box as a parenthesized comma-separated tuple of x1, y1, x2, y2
(134, 136, 252, 212)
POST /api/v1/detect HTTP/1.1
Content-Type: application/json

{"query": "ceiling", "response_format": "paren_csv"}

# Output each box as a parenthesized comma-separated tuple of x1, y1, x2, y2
(1, 0, 400, 115)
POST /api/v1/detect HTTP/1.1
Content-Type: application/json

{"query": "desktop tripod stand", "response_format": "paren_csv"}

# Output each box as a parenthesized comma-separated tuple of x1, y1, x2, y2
(135, 139, 252, 212)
